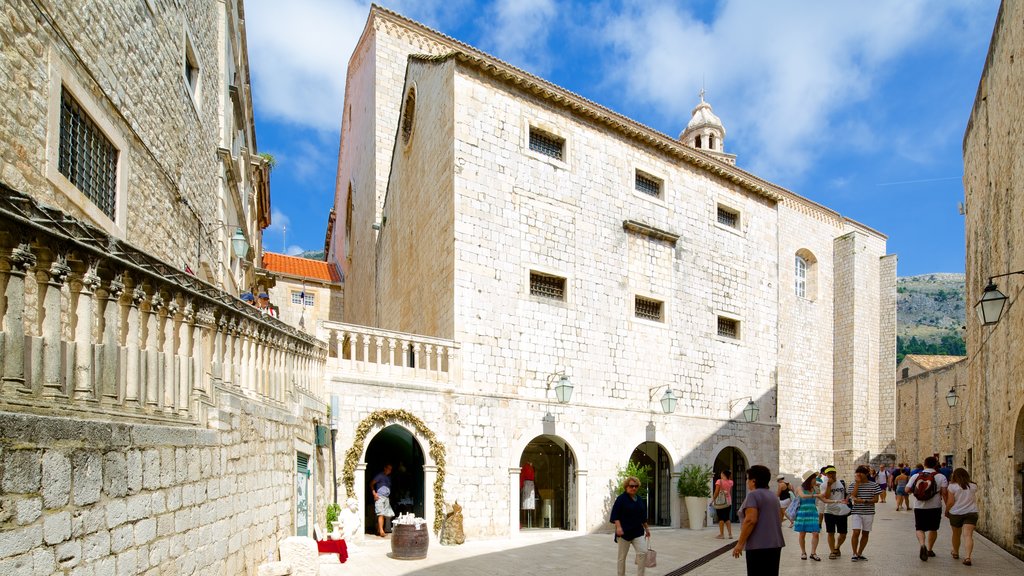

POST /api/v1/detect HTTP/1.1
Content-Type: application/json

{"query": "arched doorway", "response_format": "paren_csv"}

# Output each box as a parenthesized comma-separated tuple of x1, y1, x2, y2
(519, 435, 577, 530)
(714, 446, 747, 523)
(364, 424, 425, 534)
(1015, 407, 1024, 544)
(629, 442, 672, 526)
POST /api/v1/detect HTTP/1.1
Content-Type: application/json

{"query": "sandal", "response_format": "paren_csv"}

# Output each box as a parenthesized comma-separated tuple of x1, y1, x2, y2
(828, 552, 838, 560)
(952, 553, 960, 559)
(963, 559, 972, 566)
(810, 554, 822, 561)
(801, 553, 807, 560)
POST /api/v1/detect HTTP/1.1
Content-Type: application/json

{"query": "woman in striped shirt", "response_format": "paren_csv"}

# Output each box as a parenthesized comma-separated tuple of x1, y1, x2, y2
(848, 464, 881, 562)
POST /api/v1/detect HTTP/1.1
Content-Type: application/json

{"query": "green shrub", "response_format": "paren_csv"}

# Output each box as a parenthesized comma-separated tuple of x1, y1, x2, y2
(326, 502, 341, 527)
(616, 460, 653, 499)
(677, 464, 713, 497)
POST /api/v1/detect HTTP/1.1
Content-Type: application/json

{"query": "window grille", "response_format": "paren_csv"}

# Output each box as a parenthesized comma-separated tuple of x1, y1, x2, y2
(717, 316, 739, 338)
(529, 129, 564, 160)
(795, 256, 807, 298)
(529, 272, 565, 300)
(717, 206, 738, 228)
(635, 172, 661, 197)
(635, 296, 663, 321)
(58, 87, 118, 220)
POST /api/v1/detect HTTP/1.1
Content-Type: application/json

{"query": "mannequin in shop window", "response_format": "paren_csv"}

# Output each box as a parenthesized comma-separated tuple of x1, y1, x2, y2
(521, 461, 536, 526)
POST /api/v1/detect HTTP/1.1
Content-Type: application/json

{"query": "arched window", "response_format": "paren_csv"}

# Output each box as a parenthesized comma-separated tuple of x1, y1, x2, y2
(709, 134, 716, 150)
(695, 136, 701, 148)
(795, 255, 807, 298)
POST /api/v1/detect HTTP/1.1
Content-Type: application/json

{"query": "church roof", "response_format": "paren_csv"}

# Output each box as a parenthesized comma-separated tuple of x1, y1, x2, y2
(263, 252, 341, 283)
(686, 97, 726, 136)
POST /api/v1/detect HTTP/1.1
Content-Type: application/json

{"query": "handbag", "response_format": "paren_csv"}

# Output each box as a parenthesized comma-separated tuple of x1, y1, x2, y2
(636, 537, 657, 568)
(785, 497, 800, 521)
(713, 489, 729, 509)
(707, 502, 716, 525)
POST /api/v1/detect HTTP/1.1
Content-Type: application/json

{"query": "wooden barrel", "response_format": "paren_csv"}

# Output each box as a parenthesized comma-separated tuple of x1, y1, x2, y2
(390, 523, 429, 560)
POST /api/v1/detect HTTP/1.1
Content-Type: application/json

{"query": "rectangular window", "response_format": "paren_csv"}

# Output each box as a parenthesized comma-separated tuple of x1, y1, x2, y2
(58, 87, 119, 220)
(529, 271, 566, 300)
(717, 316, 739, 338)
(635, 171, 662, 198)
(184, 32, 200, 99)
(717, 205, 739, 229)
(795, 256, 807, 298)
(291, 291, 315, 306)
(529, 128, 564, 161)
(635, 296, 663, 322)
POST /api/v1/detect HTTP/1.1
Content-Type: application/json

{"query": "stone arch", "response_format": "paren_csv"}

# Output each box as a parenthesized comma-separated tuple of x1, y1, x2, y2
(1014, 403, 1024, 544)
(342, 409, 446, 532)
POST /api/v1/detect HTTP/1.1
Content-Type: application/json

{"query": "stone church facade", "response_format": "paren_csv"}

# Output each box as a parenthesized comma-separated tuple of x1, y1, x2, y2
(326, 6, 896, 538)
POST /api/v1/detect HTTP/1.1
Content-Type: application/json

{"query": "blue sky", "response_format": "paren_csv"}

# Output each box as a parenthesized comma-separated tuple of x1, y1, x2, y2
(245, 0, 999, 277)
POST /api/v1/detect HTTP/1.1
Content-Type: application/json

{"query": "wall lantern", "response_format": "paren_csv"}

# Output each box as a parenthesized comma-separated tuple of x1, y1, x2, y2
(648, 385, 679, 414)
(974, 270, 1024, 326)
(945, 384, 967, 408)
(230, 228, 249, 258)
(546, 371, 573, 404)
(729, 396, 760, 423)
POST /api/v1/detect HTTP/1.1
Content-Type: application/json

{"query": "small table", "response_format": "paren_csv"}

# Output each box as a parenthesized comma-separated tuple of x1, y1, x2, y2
(316, 539, 348, 563)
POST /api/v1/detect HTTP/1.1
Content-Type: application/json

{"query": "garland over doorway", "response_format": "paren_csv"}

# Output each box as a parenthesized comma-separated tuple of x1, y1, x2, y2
(342, 408, 447, 532)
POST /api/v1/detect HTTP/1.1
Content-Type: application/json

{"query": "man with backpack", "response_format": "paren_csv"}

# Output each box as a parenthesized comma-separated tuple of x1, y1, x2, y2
(906, 456, 949, 561)
(821, 466, 850, 559)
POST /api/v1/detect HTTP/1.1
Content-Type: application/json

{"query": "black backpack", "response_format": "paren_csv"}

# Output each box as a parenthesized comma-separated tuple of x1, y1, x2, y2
(912, 471, 938, 500)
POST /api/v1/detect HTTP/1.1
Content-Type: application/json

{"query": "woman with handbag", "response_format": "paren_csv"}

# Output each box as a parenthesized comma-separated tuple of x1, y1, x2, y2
(713, 470, 735, 539)
(610, 476, 650, 576)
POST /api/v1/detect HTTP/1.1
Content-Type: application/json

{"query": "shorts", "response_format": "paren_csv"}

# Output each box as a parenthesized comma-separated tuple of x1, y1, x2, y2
(914, 507, 942, 532)
(374, 495, 395, 518)
(823, 513, 849, 534)
(948, 513, 978, 528)
(849, 514, 874, 532)
(896, 486, 907, 496)
(779, 498, 791, 509)
(715, 506, 732, 522)
(878, 483, 887, 491)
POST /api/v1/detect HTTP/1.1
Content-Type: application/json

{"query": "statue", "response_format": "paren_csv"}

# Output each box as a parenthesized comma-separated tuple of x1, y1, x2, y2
(334, 498, 362, 545)
(440, 500, 465, 545)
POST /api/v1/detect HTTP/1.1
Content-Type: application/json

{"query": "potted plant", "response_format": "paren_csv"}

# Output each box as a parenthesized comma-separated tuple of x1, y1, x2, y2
(325, 502, 341, 536)
(677, 463, 713, 530)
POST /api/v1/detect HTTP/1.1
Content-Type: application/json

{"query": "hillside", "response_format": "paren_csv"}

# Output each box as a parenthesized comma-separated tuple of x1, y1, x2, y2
(896, 273, 966, 362)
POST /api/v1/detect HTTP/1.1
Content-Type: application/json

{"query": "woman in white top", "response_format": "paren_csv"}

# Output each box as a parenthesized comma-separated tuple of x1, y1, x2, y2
(944, 467, 979, 566)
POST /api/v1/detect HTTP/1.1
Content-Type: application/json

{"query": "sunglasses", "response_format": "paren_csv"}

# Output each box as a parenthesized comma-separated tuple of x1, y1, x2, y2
(627, 484, 639, 488)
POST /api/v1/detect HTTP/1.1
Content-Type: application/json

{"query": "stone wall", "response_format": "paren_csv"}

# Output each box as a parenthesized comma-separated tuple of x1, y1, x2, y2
(962, 0, 1024, 559)
(0, 390, 328, 575)
(894, 360, 967, 466)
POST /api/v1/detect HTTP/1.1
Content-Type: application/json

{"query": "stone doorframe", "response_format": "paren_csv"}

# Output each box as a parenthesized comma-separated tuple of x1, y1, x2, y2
(508, 426, 589, 536)
(342, 409, 445, 536)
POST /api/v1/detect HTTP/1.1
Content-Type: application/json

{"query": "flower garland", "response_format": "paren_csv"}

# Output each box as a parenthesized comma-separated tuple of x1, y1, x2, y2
(341, 408, 447, 533)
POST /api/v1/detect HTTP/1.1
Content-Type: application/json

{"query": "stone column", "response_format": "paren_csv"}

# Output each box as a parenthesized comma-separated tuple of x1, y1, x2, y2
(194, 307, 215, 399)
(162, 297, 178, 412)
(670, 471, 682, 528)
(177, 301, 194, 416)
(423, 464, 438, 540)
(508, 467, 521, 536)
(144, 290, 163, 409)
(99, 276, 125, 402)
(1, 242, 36, 393)
(575, 469, 588, 533)
(72, 260, 101, 401)
(39, 253, 70, 397)
(124, 283, 146, 406)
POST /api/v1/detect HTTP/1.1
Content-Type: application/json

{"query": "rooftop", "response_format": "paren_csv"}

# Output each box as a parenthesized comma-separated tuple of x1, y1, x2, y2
(263, 252, 341, 283)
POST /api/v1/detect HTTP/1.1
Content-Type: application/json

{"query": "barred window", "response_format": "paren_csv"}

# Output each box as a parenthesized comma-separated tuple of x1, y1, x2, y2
(717, 316, 739, 338)
(635, 171, 662, 198)
(291, 291, 315, 306)
(635, 296, 663, 322)
(529, 271, 565, 300)
(717, 205, 739, 229)
(529, 128, 564, 160)
(58, 87, 119, 220)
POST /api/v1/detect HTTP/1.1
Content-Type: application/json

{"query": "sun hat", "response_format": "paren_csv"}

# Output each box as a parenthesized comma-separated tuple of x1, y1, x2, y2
(803, 470, 818, 482)
(777, 474, 787, 481)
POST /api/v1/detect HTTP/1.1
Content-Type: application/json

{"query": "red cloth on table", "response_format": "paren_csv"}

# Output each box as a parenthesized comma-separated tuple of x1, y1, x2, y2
(316, 539, 347, 562)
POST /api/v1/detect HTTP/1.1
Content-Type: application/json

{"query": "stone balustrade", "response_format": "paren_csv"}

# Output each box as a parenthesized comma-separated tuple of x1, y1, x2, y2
(319, 320, 460, 385)
(0, 186, 327, 425)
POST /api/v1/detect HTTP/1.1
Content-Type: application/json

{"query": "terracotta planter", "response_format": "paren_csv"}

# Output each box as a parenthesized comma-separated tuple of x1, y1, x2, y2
(684, 496, 708, 530)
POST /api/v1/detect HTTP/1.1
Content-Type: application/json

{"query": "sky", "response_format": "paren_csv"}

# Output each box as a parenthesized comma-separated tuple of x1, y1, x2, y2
(245, 0, 1000, 277)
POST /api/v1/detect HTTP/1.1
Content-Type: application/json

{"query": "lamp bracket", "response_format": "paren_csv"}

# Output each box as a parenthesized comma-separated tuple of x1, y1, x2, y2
(728, 396, 753, 411)
(987, 269, 1024, 284)
(648, 384, 677, 402)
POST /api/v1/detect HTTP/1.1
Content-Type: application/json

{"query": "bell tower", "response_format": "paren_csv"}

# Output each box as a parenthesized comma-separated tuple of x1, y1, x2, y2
(680, 90, 735, 165)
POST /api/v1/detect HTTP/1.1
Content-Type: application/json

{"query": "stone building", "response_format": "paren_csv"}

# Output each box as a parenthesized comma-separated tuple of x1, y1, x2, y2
(263, 252, 343, 333)
(323, 5, 896, 538)
(0, 1, 328, 574)
(963, 0, 1024, 559)
(894, 355, 967, 468)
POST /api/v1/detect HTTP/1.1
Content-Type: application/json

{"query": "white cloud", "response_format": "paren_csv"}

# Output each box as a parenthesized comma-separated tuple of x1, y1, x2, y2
(479, 0, 558, 73)
(286, 245, 306, 256)
(245, 0, 369, 131)
(594, 0, 980, 181)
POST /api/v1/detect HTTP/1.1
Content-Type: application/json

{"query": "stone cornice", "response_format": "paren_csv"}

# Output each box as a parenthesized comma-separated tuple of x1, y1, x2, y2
(622, 220, 680, 244)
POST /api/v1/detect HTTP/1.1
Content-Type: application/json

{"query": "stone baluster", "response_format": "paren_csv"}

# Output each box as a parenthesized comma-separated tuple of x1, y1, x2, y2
(400, 340, 410, 369)
(387, 338, 397, 376)
(124, 283, 146, 406)
(1, 242, 36, 394)
(195, 307, 215, 399)
(221, 317, 234, 387)
(177, 301, 193, 416)
(412, 342, 422, 375)
(39, 253, 70, 397)
(98, 276, 125, 401)
(361, 333, 370, 370)
(143, 290, 163, 409)
(426, 344, 436, 375)
(240, 322, 252, 393)
(255, 330, 266, 397)
(162, 297, 178, 412)
(72, 260, 101, 401)
(347, 331, 356, 369)
(374, 336, 384, 372)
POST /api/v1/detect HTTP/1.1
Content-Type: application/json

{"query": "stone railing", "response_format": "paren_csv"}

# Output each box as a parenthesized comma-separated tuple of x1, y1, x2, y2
(319, 321, 459, 385)
(0, 185, 327, 425)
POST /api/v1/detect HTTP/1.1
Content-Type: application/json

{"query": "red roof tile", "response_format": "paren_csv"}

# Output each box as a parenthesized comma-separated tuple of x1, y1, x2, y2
(263, 252, 341, 283)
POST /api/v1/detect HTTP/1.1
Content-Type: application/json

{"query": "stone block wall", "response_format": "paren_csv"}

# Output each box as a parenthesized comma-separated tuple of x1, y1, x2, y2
(0, 392, 327, 575)
(963, 0, 1024, 558)
(894, 360, 967, 466)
